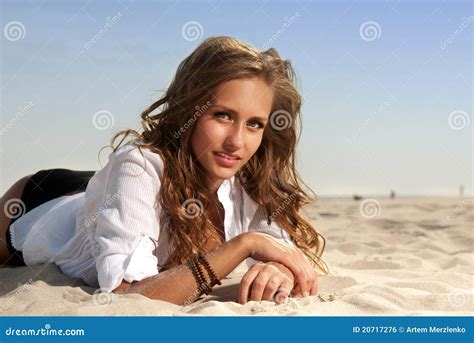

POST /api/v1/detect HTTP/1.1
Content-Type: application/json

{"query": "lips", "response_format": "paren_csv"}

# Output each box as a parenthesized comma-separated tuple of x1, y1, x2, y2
(213, 151, 241, 168)
(214, 152, 241, 160)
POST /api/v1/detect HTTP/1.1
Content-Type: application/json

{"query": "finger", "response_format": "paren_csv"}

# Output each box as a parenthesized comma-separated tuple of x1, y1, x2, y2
(291, 282, 304, 297)
(239, 267, 261, 304)
(284, 260, 307, 295)
(302, 266, 318, 297)
(310, 273, 318, 296)
(297, 271, 308, 296)
(274, 279, 293, 304)
(261, 277, 281, 301)
(249, 273, 271, 302)
(290, 286, 299, 297)
(306, 278, 312, 296)
(300, 258, 314, 296)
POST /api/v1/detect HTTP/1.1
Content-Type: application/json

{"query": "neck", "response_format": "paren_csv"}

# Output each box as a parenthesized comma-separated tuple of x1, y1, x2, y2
(208, 179, 224, 195)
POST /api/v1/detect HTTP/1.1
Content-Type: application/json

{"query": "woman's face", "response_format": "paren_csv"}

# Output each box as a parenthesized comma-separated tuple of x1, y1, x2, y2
(191, 77, 273, 193)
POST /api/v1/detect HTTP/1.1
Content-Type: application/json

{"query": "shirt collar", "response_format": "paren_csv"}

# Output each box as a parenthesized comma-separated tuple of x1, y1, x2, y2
(216, 176, 233, 204)
(220, 176, 259, 220)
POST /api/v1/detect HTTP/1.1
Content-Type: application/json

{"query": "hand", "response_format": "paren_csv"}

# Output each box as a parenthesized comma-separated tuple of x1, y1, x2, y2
(266, 262, 311, 298)
(242, 232, 318, 297)
(238, 261, 294, 304)
(265, 262, 317, 299)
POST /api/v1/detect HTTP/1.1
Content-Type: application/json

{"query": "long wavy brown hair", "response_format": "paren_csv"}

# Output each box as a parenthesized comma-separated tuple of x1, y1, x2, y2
(103, 36, 328, 274)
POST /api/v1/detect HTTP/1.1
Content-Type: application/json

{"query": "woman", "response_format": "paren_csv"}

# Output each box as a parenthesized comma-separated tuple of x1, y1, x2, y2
(0, 36, 327, 305)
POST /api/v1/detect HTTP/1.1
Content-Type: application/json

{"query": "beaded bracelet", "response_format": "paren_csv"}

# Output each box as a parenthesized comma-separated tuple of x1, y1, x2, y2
(186, 255, 212, 295)
(197, 252, 222, 287)
(192, 255, 213, 294)
(184, 252, 222, 307)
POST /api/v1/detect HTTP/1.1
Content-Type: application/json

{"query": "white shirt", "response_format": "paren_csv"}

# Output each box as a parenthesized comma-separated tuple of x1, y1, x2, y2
(9, 141, 294, 292)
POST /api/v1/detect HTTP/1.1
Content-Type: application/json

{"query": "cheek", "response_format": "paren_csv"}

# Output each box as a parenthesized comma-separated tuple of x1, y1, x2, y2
(191, 118, 220, 156)
(191, 126, 209, 157)
(195, 119, 225, 143)
(244, 134, 264, 160)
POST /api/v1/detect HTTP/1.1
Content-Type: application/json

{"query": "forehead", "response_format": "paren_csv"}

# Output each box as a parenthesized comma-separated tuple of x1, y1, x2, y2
(211, 77, 273, 118)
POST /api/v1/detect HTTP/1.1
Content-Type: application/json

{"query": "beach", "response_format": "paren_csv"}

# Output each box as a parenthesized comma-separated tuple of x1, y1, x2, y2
(0, 196, 472, 316)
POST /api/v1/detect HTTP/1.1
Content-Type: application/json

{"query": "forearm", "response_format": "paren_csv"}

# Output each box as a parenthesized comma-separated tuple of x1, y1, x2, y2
(113, 234, 250, 305)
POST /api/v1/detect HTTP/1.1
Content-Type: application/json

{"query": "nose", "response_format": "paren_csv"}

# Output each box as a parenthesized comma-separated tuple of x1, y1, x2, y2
(224, 122, 244, 149)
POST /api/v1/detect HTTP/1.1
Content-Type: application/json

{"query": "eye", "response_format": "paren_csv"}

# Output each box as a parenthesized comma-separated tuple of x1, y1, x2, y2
(248, 120, 265, 129)
(214, 112, 265, 129)
(214, 112, 231, 120)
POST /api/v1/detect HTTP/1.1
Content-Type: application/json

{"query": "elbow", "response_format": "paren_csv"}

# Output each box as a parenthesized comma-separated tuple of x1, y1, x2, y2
(112, 280, 132, 294)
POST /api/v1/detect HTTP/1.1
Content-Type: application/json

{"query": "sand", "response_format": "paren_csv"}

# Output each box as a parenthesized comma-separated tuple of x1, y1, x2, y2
(0, 197, 472, 316)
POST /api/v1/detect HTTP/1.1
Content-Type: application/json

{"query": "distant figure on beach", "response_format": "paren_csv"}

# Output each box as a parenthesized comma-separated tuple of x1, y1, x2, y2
(390, 190, 396, 199)
(459, 185, 465, 197)
(353, 194, 363, 201)
(0, 36, 327, 306)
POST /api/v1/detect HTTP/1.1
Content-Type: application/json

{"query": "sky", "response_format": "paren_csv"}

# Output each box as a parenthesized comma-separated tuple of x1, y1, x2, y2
(0, 0, 472, 197)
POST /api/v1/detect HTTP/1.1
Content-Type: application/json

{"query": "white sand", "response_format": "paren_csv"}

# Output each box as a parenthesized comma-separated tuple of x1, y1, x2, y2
(1, 197, 472, 316)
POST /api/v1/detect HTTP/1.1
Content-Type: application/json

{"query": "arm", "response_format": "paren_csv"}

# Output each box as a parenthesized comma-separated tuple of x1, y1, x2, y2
(113, 231, 313, 305)
(113, 234, 249, 305)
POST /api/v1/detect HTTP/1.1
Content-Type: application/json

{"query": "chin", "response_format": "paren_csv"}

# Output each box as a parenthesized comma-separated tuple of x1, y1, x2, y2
(213, 169, 236, 180)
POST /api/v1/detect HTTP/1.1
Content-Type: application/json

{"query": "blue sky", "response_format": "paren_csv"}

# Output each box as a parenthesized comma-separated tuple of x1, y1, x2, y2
(1, 0, 472, 196)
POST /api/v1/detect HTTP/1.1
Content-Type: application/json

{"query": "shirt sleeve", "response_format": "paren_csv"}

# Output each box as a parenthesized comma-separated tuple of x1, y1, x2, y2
(94, 148, 162, 292)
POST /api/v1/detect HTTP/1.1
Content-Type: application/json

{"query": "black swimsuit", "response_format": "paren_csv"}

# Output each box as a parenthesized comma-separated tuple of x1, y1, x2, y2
(5, 168, 96, 265)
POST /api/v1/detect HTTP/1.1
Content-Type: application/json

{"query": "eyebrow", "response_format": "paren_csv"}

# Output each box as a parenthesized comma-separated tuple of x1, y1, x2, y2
(212, 104, 269, 123)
